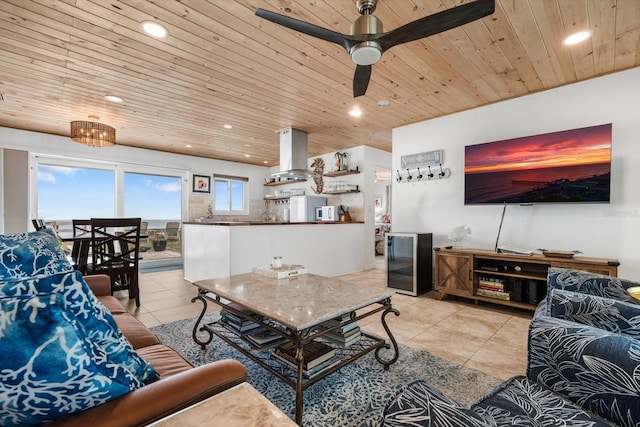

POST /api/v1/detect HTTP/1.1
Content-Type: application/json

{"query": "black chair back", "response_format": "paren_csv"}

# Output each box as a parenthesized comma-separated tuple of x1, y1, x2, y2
(31, 219, 46, 231)
(89, 218, 142, 307)
(70, 219, 92, 274)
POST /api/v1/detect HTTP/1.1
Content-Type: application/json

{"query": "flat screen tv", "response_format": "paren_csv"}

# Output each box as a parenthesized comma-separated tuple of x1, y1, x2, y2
(464, 123, 612, 205)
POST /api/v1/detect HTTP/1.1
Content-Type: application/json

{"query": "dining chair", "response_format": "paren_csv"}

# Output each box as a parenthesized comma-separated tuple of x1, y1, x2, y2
(88, 217, 142, 307)
(165, 221, 181, 241)
(31, 219, 46, 231)
(70, 219, 92, 274)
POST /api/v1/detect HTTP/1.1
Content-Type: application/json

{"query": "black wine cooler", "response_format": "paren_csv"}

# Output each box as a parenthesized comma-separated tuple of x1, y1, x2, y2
(385, 233, 433, 296)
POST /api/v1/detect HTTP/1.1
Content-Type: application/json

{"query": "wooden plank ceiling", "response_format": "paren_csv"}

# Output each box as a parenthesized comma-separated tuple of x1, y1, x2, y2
(1, 0, 638, 167)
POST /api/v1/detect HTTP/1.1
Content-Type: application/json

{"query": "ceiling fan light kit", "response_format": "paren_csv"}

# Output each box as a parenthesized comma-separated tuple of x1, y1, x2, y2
(255, 0, 495, 97)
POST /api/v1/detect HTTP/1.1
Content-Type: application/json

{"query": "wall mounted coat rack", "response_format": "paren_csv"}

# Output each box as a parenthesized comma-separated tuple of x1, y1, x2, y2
(396, 164, 451, 183)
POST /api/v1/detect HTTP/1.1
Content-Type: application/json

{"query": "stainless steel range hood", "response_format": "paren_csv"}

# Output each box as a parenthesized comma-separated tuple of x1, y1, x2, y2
(271, 127, 318, 180)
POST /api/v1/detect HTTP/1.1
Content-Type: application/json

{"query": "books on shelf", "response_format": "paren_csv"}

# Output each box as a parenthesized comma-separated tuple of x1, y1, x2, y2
(323, 331, 362, 347)
(477, 276, 510, 301)
(219, 319, 263, 336)
(274, 340, 336, 370)
(220, 302, 264, 334)
(244, 328, 287, 351)
(476, 288, 511, 301)
(271, 351, 340, 379)
(320, 313, 361, 347)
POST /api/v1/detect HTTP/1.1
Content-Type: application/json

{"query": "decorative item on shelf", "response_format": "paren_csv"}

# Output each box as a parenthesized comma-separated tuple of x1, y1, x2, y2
(310, 157, 324, 194)
(448, 225, 471, 247)
(337, 205, 352, 222)
(334, 151, 348, 171)
(70, 115, 116, 147)
(537, 249, 583, 259)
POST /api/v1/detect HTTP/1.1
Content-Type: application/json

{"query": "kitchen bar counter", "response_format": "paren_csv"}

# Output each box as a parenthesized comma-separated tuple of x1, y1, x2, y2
(183, 222, 365, 281)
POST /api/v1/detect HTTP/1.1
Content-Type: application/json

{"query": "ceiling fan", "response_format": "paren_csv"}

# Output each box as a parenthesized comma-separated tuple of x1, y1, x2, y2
(255, 0, 495, 98)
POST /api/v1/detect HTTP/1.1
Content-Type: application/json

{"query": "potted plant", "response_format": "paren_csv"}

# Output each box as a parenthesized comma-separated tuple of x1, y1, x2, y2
(334, 152, 348, 171)
(152, 232, 167, 251)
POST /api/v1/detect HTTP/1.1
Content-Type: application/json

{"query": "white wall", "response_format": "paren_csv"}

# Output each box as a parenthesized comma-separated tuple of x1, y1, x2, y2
(392, 68, 640, 278)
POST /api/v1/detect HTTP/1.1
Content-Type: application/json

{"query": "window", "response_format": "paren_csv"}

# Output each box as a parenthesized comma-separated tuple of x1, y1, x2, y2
(32, 155, 188, 266)
(213, 175, 248, 214)
(124, 172, 181, 221)
(37, 163, 115, 221)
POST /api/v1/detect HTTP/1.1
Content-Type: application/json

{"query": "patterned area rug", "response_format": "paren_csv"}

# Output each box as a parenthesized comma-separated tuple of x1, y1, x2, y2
(150, 314, 502, 426)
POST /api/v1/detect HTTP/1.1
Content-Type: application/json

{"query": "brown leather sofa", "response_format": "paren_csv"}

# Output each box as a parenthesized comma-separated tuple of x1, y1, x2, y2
(51, 275, 247, 426)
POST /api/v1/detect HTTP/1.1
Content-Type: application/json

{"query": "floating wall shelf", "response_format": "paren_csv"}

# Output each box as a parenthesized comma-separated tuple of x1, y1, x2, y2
(323, 169, 360, 177)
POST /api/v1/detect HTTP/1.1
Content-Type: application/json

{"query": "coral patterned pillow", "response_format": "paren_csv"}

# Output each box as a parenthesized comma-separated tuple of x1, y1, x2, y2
(0, 294, 142, 425)
(0, 229, 72, 280)
(0, 270, 158, 383)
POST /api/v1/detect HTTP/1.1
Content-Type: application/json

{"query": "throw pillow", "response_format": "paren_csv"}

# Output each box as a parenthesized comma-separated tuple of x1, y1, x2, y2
(0, 270, 158, 383)
(0, 294, 142, 425)
(0, 229, 73, 281)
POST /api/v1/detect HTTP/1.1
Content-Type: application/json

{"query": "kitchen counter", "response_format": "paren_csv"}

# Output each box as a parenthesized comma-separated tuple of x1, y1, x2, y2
(185, 220, 364, 226)
(183, 222, 365, 281)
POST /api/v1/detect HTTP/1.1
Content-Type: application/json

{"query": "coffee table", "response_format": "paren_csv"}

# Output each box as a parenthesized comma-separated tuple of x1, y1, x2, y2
(191, 273, 399, 425)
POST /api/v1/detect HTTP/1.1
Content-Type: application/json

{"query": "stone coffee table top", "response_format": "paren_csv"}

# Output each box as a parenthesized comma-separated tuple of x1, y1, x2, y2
(194, 273, 394, 331)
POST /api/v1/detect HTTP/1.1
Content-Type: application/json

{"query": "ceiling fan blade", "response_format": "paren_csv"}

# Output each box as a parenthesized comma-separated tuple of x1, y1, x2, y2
(255, 8, 355, 53)
(353, 65, 372, 98)
(377, 0, 495, 51)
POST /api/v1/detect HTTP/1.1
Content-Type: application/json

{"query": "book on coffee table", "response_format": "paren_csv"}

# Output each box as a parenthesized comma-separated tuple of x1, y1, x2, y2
(271, 352, 340, 379)
(274, 340, 336, 370)
(244, 328, 287, 351)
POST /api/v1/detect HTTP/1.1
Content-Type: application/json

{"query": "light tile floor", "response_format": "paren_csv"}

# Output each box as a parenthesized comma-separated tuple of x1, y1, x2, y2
(117, 260, 532, 381)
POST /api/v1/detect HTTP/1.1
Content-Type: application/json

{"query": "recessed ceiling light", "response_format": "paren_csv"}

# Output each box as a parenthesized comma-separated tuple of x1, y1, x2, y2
(263, 160, 269, 164)
(563, 30, 592, 46)
(244, 143, 252, 147)
(244, 154, 251, 158)
(142, 21, 168, 38)
(185, 144, 192, 148)
(349, 108, 362, 117)
(105, 95, 122, 103)
(224, 124, 233, 129)
(378, 99, 390, 106)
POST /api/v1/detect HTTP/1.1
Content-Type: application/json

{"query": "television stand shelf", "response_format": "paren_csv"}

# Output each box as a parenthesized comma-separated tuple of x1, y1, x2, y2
(434, 248, 619, 311)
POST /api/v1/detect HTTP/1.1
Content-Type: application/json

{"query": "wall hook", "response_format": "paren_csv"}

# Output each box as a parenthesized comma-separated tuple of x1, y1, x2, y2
(416, 167, 423, 180)
(439, 164, 446, 178)
(396, 169, 403, 183)
(427, 165, 434, 179)
(406, 168, 413, 181)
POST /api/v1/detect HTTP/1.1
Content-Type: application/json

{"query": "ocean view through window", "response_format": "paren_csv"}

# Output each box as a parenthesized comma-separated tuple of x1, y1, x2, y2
(35, 159, 186, 264)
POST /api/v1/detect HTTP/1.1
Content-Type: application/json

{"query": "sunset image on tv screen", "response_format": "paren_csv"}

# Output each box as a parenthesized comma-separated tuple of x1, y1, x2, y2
(464, 123, 612, 204)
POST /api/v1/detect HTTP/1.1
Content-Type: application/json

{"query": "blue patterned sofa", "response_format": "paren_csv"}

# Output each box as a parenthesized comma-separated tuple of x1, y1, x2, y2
(381, 267, 640, 427)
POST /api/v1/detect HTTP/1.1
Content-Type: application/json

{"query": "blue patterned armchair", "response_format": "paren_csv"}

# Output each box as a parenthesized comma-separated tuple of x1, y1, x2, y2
(381, 268, 640, 427)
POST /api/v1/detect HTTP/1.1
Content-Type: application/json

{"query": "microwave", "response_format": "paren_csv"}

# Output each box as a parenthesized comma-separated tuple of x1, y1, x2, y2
(316, 206, 338, 222)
